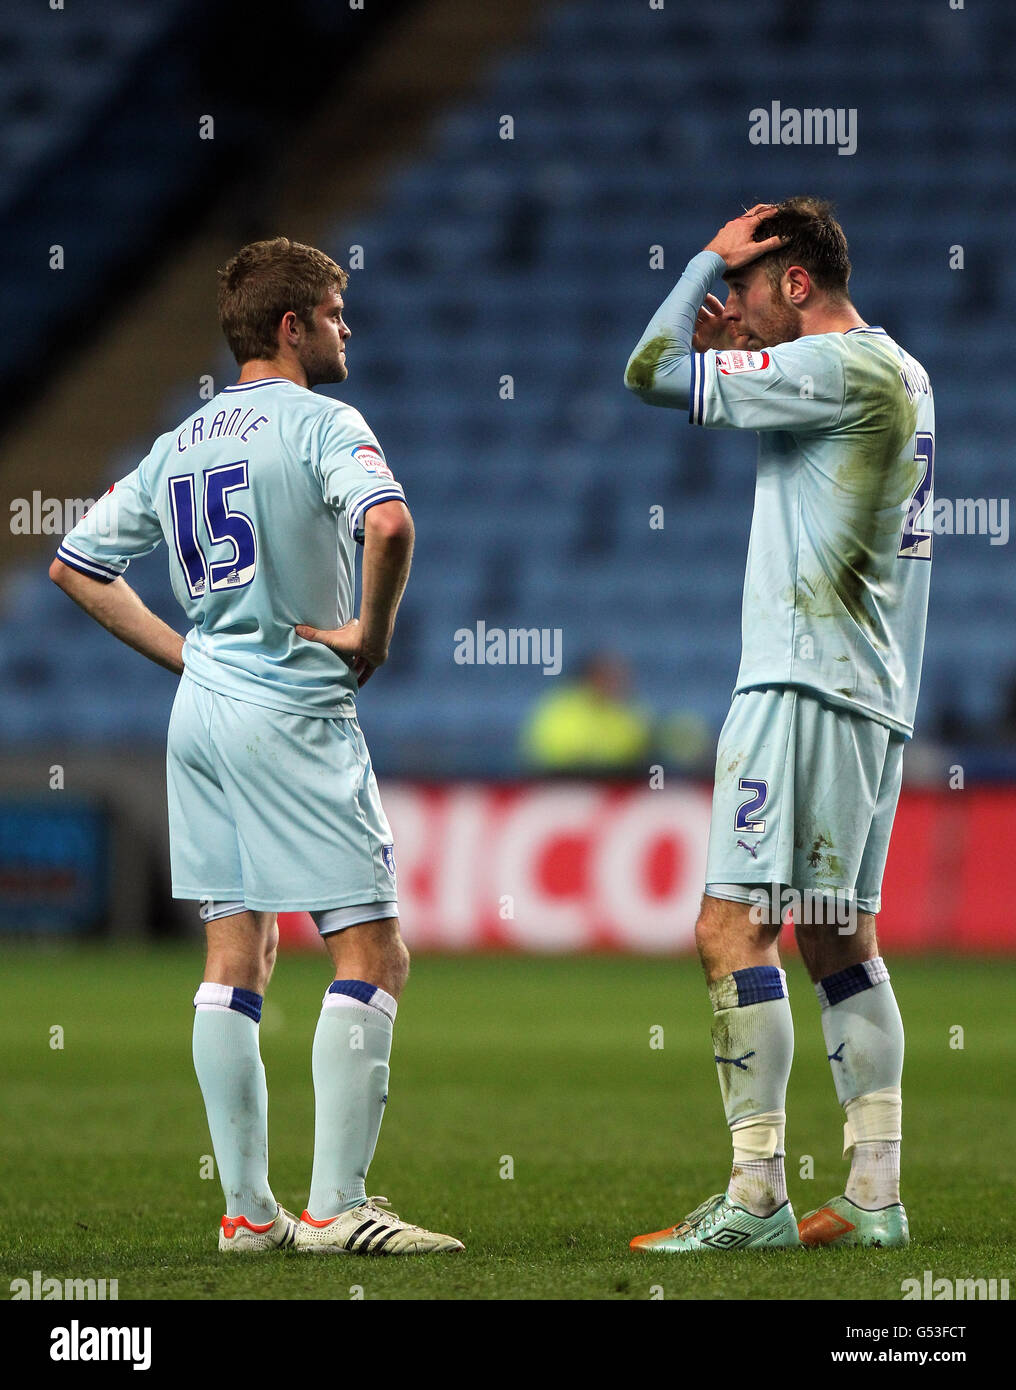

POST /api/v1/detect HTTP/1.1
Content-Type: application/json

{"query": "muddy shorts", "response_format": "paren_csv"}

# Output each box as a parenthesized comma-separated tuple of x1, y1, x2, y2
(704, 685, 905, 916)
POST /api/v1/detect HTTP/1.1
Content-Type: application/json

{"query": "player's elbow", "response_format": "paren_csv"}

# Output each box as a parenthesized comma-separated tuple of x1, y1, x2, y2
(623, 362, 644, 394)
(623, 364, 684, 410)
(365, 500, 414, 546)
(623, 375, 662, 407)
(624, 358, 657, 399)
(49, 557, 73, 588)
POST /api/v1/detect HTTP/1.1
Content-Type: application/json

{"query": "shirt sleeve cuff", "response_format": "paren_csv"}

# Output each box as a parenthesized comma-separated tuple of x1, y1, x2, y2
(688, 352, 708, 425)
(347, 487, 407, 544)
(56, 541, 124, 582)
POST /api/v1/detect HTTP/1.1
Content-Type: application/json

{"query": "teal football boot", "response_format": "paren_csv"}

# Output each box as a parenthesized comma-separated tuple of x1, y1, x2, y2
(798, 1194, 910, 1248)
(631, 1192, 801, 1252)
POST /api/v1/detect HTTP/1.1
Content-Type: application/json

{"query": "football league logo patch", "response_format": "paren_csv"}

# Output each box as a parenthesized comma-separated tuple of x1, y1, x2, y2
(352, 445, 394, 480)
(381, 844, 396, 877)
(715, 350, 770, 374)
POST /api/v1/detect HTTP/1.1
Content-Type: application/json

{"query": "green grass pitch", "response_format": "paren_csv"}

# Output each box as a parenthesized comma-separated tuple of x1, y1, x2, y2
(0, 946, 1011, 1301)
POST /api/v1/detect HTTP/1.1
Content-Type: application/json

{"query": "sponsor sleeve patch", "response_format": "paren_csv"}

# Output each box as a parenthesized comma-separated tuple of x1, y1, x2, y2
(715, 350, 771, 374)
(352, 444, 394, 480)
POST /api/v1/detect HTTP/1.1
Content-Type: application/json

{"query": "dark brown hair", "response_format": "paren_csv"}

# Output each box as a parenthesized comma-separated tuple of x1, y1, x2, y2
(751, 196, 851, 299)
(217, 237, 348, 364)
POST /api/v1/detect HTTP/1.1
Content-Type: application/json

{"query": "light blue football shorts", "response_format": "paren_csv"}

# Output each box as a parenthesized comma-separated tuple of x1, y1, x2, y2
(167, 674, 398, 920)
(704, 685, 905, 916)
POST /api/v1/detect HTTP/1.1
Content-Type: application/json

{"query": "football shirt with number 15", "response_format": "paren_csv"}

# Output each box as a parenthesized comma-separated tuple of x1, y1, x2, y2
(57, 378, 405, 717)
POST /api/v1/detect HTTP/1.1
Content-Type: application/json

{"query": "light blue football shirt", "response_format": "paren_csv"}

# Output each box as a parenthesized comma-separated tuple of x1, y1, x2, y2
(626, 251, 934, 737)
(57, 377, 406, 717)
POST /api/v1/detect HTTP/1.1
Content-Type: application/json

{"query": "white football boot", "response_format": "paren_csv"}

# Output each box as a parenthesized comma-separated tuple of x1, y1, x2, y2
(295, 1196, 464, 1255)
(219, 1205, 300, 1252)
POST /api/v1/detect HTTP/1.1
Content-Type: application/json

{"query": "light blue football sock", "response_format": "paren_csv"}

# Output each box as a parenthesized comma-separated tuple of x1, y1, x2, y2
(192, 983, 277, 1224)
(817, 958, 904, 1207)
(307, 980, 396, 1220)
(708, 966, 794, 1216)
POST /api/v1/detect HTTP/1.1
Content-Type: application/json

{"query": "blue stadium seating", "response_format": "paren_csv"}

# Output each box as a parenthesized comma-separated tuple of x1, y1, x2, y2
(3, 0, 1014, 775)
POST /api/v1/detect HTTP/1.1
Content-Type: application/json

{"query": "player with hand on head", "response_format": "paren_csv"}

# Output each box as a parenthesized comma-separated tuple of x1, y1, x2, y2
(50, 237, 462, 1257)
(623, 199, 933, 1253)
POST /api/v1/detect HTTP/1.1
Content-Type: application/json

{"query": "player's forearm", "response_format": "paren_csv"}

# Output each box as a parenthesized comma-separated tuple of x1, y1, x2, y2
(50, 564, 185, 675)
(624, 249, 726, 405)
(357, 511, 414, 664)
